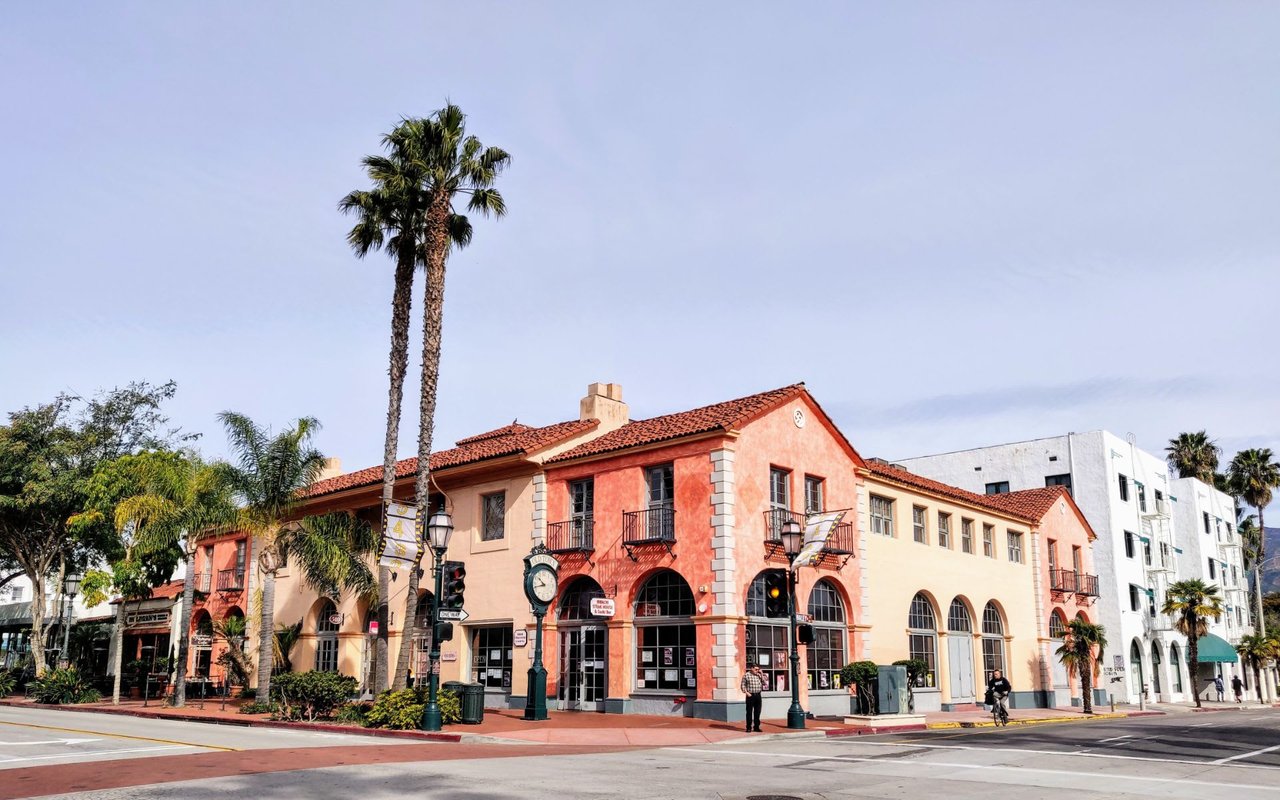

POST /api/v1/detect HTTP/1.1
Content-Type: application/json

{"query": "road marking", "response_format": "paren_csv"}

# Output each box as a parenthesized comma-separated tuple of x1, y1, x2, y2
(0, 738, 100, 746)
(0, 745, 195, 765)
(1212, 744, 1280, 765)
(0, 718, 238, 752)
(1190, 722, 1215, 727)
(668, 747, 1280, 792)
(821, 739, 1280, 771)
(1098, 735, 1133, 742)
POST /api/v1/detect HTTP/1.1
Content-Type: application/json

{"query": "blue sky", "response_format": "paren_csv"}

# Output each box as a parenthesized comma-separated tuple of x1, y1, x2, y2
(1, 3, 1276, 512)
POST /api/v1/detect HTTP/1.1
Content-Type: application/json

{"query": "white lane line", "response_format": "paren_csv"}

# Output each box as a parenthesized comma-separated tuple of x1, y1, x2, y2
(0, 738, 100, 746)
(667, 748, 1280, 793)
(1190, 722, 1216, 727)
(1212, 744, 1280, 765)
(1098, 735, 1133, 742)
(0, 744, 196, 765)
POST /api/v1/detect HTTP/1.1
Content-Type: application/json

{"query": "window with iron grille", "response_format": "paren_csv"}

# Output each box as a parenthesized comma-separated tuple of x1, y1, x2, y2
(804, 475, 824, 514)
(769, 468, 790, 511)
(912, 506, 928, 544)
(481, 492, 506, 541)
(472, 626, 513, 691)
(961, 519, 974, 554)
(870, 495, 894, 536)
(907, 594, 937, 688)
(937, 513, 951, 548)
(1007, 531, 1024, 563)
(982, 524, 995, 558)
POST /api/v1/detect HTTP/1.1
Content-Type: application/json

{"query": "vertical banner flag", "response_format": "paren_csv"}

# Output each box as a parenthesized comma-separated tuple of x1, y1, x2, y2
(793, 510, 845, 568)
(380, 502, 421, 570)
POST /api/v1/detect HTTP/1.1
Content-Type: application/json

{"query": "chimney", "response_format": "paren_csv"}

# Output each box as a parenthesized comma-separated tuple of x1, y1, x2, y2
(580, 383, 629, 432)
(316, 457, 343, 481)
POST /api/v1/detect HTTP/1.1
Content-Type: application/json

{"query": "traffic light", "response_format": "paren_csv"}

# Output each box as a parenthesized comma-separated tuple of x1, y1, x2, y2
(763, 571, 787, 618)
(442, 561, 466, 610)
(434, 621, 454, 643)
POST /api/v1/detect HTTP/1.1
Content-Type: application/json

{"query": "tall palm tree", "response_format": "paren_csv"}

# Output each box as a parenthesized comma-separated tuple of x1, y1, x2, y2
(217, 413, 327, 703)
(390, 105, 510, 690)
(1166, 431, 1221, 484)
(112, 452, 236, 707)
(1162, 579, 1224, 708)
(1227, 448, 1280, 637)
(1056, 618, 1107, 714)
(1235, 634, 1278, 703)
(339, 127, 433, 694)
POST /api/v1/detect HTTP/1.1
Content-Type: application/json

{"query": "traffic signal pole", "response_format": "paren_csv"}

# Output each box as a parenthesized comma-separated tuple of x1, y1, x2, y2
(421, 549, 446, 731)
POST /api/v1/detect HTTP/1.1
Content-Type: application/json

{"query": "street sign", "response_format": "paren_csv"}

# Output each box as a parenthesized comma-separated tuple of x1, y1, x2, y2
(514, 629, 528, 647)
(590, 598, 616, 617)
(438, 608, 469, 622)
(369, 620, 379, 635)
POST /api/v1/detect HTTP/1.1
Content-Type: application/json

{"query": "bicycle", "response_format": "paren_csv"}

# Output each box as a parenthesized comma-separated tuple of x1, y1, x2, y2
(991, 693, 1010, 727)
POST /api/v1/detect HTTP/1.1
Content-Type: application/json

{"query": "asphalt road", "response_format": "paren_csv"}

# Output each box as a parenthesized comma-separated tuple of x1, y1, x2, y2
(8, 708, 1280, 799)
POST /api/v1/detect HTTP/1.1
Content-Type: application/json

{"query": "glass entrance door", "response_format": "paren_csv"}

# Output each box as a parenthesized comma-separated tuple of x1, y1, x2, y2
(559, 626, 607, 711)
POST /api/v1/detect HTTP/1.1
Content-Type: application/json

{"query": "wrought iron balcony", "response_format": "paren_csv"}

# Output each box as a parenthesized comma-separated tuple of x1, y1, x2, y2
(763, 508, 806, 540)
(622, 506, 676, 560)
(194, 572, 211, 593)
(547, 517, 595, 553)
(1050, 568, 1078, 593)
(1074, 573, 1099, 597)
(216, 568, 244, 592)
(762, 510, 856, 565)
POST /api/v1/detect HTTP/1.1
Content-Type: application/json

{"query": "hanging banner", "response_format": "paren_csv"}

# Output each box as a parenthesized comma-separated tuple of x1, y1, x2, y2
(792, 510, 845, 568)
(380, 502, 421, 570)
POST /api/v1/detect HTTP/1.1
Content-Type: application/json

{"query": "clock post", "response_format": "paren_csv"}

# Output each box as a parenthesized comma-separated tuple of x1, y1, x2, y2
(522, 544, 559, 721)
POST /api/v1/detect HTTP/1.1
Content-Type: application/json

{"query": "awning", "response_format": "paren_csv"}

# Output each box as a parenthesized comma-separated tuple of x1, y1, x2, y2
(1191, 633, 1238, 663)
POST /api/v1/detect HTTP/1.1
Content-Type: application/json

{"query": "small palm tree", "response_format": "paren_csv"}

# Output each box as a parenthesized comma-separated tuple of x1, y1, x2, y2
(1163, 579, 1224, 708)
(1167, 431, 1221, 484)
(212, 616, 253, 687)
(1235, 634, 1278, 703)
(389, 105, 510, 690)
(217, 413, 327, 703)
(1056, 619, 1107, 714)
(1227, 449, 1280, 634)
(273, 622, 302, 674)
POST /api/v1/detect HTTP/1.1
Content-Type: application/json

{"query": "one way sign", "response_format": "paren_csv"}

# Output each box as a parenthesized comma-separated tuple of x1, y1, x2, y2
(438, 608, 469, 622)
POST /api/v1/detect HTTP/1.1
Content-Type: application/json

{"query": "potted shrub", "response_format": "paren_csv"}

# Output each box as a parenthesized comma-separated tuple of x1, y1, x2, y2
(124, 660, 148, 699)
(839, 661, 879, 715)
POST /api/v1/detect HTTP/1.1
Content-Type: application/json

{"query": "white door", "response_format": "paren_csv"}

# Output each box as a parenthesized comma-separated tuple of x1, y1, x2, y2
(948, 636, 975, 703)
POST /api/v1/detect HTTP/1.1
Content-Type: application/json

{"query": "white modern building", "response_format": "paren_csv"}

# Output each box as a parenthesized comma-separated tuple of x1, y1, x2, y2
(900, 431, 1255, 705)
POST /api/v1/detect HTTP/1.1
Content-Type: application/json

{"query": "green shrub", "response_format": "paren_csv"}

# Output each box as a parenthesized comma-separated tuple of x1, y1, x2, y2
(364, 687, 461, 729)
(892, 658, 928, 713)
(271, 671, 358, 721)
(0, 669, 17, 698)
(840, 661, 879, 715)
(334, 702, 372, 726)
(29, 668, 101, 704)
(239, 701, 276, 715)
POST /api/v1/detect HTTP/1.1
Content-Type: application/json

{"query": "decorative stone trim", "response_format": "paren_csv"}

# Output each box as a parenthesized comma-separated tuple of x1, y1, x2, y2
(532, 473, 546, 540)
(709, 448, 738, 697)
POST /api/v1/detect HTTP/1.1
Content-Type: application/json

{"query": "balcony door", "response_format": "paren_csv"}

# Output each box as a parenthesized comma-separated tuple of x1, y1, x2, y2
(645, 464, 674, 540)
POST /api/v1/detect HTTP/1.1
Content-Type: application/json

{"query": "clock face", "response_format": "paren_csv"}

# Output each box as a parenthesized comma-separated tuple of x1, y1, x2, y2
(531, 566, 558, 603)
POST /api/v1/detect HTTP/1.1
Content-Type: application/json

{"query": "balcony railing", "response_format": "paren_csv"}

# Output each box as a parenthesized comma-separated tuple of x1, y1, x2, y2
(1074, 573, 1099, 597)
(623, 507, 675, 545)
(763, 508, 806, 539)
(763, 510, 856, 562)
(547, 517, 595, 554)
(1050, 568, 1078, 593)
(216, 568, 245, 592)
(194, 572, 211, 593)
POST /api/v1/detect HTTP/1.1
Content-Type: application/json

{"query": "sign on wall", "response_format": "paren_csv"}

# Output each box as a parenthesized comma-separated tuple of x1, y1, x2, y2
(514, 629, 528, 647)
(125, 611, 170, 628)
(590, 598, 616, 617)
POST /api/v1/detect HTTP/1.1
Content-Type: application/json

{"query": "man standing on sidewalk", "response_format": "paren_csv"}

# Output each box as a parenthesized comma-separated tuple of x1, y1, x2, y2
(1232, 675, 1244, 703)
(741, 661, 765, 733)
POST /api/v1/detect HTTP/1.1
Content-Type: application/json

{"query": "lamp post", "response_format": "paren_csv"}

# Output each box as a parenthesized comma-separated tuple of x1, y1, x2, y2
(780, 519, 806, 730)
(420, 509, 454, 732)
(1251, 555, 1280, 639)
(59, 573, 82, 669)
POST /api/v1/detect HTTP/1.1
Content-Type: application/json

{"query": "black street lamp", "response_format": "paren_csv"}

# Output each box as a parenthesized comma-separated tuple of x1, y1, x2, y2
(779, 519, 806, 730)
(59, 573, 82, 669)
(420, 509, 454, 732)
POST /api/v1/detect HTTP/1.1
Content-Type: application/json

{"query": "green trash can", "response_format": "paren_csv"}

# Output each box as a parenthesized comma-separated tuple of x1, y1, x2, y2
(460, 683, 485, 724)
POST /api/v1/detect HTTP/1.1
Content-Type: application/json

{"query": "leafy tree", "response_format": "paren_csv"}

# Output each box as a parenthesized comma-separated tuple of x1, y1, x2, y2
(1055, 618, 1107, 714)
(212, 615, 252, 687)
(388, 106, 510, 690)
(1227, 449, 1280, 634)
(1166, 431, 1221, 484)
(1235, 634, 1278, 703)
(1162, 579, 1223, 708)
(0, 382, 189, 676)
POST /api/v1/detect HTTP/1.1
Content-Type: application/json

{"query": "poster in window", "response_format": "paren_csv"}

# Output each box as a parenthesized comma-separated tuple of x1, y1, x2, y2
(662, 647, 673, 666)
(637, 677, 646, 688)
(819, 671, 829, 689)
(774, 651, 786, 671)
(664, 669, 677, 683)
(775, 673, 786, 692)
(758, 652, 770, 667)
(503, 671, 511, 689)
(645, 669, 658, 682)
(642, 651, 654, 663)
(684, 648, 694, 667)
(490, 649, 502, 661)
(832, 672, 842, 689)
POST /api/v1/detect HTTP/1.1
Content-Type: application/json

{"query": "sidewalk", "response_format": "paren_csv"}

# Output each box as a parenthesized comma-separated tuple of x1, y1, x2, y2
(921, 705, 1161, 729)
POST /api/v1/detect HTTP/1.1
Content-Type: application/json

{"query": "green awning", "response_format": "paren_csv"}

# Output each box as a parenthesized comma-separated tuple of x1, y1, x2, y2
(1191, 633, 1238, 663)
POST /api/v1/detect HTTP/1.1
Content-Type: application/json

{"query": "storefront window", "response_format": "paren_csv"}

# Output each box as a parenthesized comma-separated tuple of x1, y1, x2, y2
(981, 602, 1005, 680)
(807, 580, 847, 691)
(472, 626, 513, 691)
(908, 593, 937, 688)
(634, 570, 696, 693)
(315, 600, 339, 673)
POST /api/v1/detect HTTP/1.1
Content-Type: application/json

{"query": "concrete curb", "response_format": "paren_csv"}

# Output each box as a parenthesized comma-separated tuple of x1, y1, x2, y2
(926, 710, 1163, 730)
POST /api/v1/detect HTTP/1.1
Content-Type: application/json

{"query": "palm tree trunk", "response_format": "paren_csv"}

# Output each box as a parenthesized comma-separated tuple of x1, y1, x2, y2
(1253, 663, 1263, 703)
(1255, 507, 1267, 639)
(1190, 636, 1200, 708)
(391, 563, 421, 691)
(171, 534, 196, 707)
(111, 601, 125, 704)
(375, 252, 417, 696)
(256, 567, 277, 703)
(394, 197, 451, 690)
(1082, 653, 1093, 714)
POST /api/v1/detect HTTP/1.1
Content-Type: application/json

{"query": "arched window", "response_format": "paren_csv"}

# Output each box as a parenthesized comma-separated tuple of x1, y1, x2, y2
(907, 593, 937, 688)
(807, 580, 847, 691)
(315, 599, 339, 673)
(980, 602, 1006, 680)
(1150, 641, 1163, 694)
(745, 571, 788, 692)
(947, 599, 972, 632)
(1169, 643, 1184, 692)
(1048, 610, 1067, 639)
(559, 577, 605, 622)
(415, 591, 434, 628)
(634, 571, 695, 693)
(1129, 640, 1144, 696)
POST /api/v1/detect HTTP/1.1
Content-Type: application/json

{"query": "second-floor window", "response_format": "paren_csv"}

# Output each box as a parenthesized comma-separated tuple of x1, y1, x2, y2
(1203, 512, 1211, 534)
(769, 468, 790, 511)
(1047, 539, 1058, 572)
(1124, 530, 1135, 558)
(1072, 546, 1082, 573)
(1129, 584, 1142, 611)
(912, 506, 928, 544)
(234, 540, 246, 579)
(982, 524, 995, 558)
(804, 476, 824, 514)
(570, 479, 594, 520)
(647, 464, 674, 508)
(961, 518, 974, 554)
(1137, 483, 1147, 512)
(938, 513, 951, 548)
(1007, 531, 1024, 563)
(482, 492, 506, 541)
(1208, 559, 1216, 580)
(1118, 474, 1129, 502)
(870, 495, 894, 536)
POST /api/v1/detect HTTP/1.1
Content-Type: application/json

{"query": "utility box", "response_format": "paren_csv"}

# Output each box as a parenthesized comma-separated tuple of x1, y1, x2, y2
(877, 665, 907, 715)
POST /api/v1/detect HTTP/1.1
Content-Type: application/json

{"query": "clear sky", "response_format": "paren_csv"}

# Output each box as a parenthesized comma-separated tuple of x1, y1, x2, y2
(2, 3, 1276, 511)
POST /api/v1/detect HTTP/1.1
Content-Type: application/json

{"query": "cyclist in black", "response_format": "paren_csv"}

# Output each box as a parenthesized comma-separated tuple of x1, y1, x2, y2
(986, 670, 1012, 722)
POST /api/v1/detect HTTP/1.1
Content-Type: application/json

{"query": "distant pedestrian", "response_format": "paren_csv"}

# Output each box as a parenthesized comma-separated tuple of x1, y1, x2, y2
(1214, 675, 1225, 702)
(1232, 675, 1244, 703)
(741, 661, 765, 732)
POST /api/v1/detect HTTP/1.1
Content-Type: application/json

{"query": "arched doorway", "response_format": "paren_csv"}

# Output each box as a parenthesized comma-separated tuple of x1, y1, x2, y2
(1048, 610, 1069, 700)
(980, 602, 1006, 682)
(1169, 643, 1184, 693)
(1129, 639, 1145, 698)
(1150, 641, 1164, 695)
(558, 576, 607, 711)
(907, 593, 938, 689)
(633, 570, 696, 694)
(946, 598, 976, 702)
(315, 599, 339, 673)
(192, 611, 214, 679)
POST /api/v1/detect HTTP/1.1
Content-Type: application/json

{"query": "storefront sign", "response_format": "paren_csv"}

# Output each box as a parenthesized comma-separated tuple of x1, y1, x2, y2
(369, 620, 379, 635)
(126, 611, 170, 628)
(590, 598, 615, 617)
(191, 634, 213, 647)
(441, 652, 457, 662)
(513, 629, 528, 647)
(636, 602, 662, 618)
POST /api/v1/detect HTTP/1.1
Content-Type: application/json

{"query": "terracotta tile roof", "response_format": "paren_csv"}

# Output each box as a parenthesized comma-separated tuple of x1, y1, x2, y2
(111, 580, 185, 604)
(547, 384, 808, 463)
(305, 418, 599, 498)
(863, 460, 1039, 522)
(983, 486, 1071, 520)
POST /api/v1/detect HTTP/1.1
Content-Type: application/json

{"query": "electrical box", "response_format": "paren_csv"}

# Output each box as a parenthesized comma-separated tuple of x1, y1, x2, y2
(877, 664, 907, 715)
